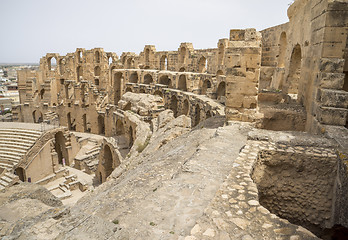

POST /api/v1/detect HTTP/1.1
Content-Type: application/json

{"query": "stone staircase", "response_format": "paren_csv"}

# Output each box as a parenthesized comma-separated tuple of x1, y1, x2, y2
(0, 172, 19, 190)
(0, 128, 42, 171)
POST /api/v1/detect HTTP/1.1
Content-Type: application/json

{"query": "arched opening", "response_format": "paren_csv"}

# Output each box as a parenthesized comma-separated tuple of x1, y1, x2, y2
(182, 99, 189, 116)
(159, 75, 171, 87)
(206, 110, 212, 119)
(217, 81, 226, 105)
(287, 44, 302, 94)
(95, 51, 100, 63)
(40, 88, 45, 100)
(129, 126, 134, 148)
(194, 104, 201, 127)
(82, 114, 87, 132)
(54, 131, 69, 166)
(48, 57, 57, 71)
(144, 66, 150, 69)
(143, 74, 153, 84)
(198, 56, 207, 73)
(116, 119, 125, 135)
(77, 66, 83, 81)
(201, 79, 212, 95)
(218, 43, 225, 65)
(139, 89, 146, 93)
(178, 75, 187, 91)
(126, 58, 133, 69)
(125, 87, 132, 93)
(160, 55, 168, 70)
(67, 112, 72, 130)
(278, 32, 287, 68)
(123, 102, 131, 111)
(15, 167, 25, 182)
(98, 115, 105, 135)
(179, 67, 185, 72)
(170, 95, 178, 117)
(180, 46, 186, 64)
(154, 90, 163, 98)
(59, 59, 64, 74)
(32, 110, 43, 123)
(129, 72, 138, 83)
(114, 72, 122, 104)
(103, 145, 114, 179)
(216, 70, 224, 76)
(108, 56, 113, 65)
(94, 66, 101, 77)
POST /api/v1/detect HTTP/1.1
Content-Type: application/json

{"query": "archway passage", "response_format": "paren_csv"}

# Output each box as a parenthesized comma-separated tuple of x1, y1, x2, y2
(278, 32, 287, 68)
(160, 55, 168, 70)
(217, 81, 226, 105)
(116, 119, 125, 135)
(94, 66, 101, 77)
(48, 57, 57, 71)
(15, 167, 25, 182)
(154, 90, 163, 98)
(129, 126, 134, 148)
(194, 104, 201, 127)
(198, 56, 207, 73)
(125, 87, 132, 93)
(32, 110, 43, 123)
(139, 89, 146, 93)
(206, 111, 212, 119)
(182, 99, 189, 116)
(129, 72, 138, 83)
(95, 51, 100, 63)
(178, 75, 187, 91)
(54, 131, 69, 166)
(159, 75, 171, 87)
(98, 115, 105, 135)
(82, 114, 88, 132)
(114, 72, 122, 104)
(170, 95, 178, 117)
(180, 46, 186, 64)
(103, 145, 114, 179)
(67, 112, 72, 130)
(287, 44, 302, 94)
(143, 74, 153, 84)
(216, 70, 224, 76)
(179, 67, 185, 72)
(77, 66, 83, 81)
(201, 79, 212, 95)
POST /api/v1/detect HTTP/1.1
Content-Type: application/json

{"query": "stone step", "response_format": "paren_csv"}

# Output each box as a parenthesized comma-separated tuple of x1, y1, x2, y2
(0, 128, 42, 135)
(0, 179, 8, 187)
(0, 143, 30, 151)
(0, 134, 38, 142)
(0, 130, 41, 138)
(0, 162, 13, 169)
(0, 146, 27, 154)
(0, 151, 23, 157)
(1, 175, 12, 183)
(0, 138, 36, 146)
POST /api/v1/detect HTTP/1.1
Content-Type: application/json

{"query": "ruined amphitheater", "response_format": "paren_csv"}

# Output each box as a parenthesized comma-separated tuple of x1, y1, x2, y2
(1, 0, 348, 239)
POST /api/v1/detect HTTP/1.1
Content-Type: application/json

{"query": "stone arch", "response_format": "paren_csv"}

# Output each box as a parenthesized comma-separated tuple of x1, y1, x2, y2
(48, 57, 57, 71)
(206, 110, 212, 119)
(160, 55, 168, 70)
(129, 72, 138, 83)
(159, 75, 171, 87)
(77, 66, 83, 81)
(182, 99, 189, 116)
(39, 88, 45, 100)
(54, 131, 69, 165)
(178, 75, 187, 91)
(98, 115, 105, 135)
(95, 51, 100, 63)
(216, 70, 224, 76)
(198, 56, 207, 73)
(139, 89, 146, 93)
(218, 43, 225, 65)
(143, 74, 153, 84)
(103, 145, 115, 179)
(180, 46, 186, 64)
(77, 50, 83, 63)
(179, 67, 185, 72)
(32, 110, 43, 123)
(114, 72, 122, 104)
(126, 58, 133, 69)
(94, 66, 101, 77)
(145, 48, 150, 64)
(278, 32, 287, 68)
(125, 87, 132, 92)
(170, 95, 178, 117)
(116, 119, 125, 135)
(194, 104, 201, 127)
(217, 81, 226, 104)
(154, 90, 163, 98)
(15, 167, 25, 182)
(287, 44, 302, 94)
(59, 59, 64, 74)
(201, 79, 212, 95)
(108, 56, 113, 65)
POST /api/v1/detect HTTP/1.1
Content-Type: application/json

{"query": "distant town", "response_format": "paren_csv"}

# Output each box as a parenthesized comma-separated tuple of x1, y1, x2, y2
(0, 64, 39, 122)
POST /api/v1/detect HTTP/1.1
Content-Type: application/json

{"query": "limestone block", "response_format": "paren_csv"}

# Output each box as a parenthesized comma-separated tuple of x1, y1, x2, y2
(316, 106, 348, 125)
(318, 72, 345, 89)
(225, 54, 241, 68)
(318, 88, 348, 108)
(226, 95, 243, 108)
(319, 58, 345, 73)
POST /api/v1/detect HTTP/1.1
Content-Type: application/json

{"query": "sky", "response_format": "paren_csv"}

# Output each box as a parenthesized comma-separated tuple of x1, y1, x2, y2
(0, 0, 291, 63)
